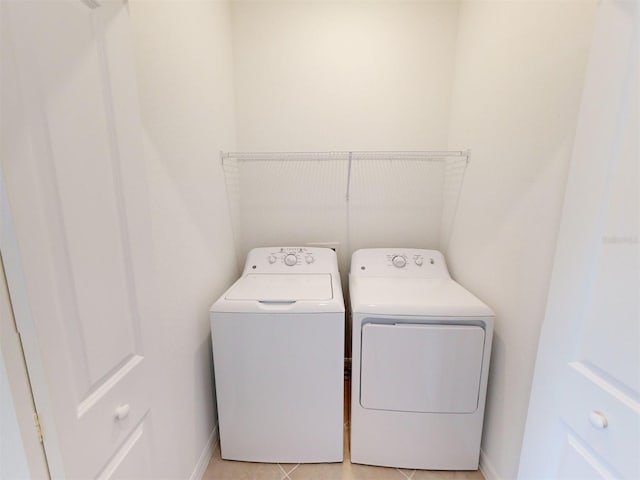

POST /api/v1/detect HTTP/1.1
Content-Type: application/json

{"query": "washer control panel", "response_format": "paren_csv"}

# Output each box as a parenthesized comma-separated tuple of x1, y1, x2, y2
(266, 247, 315, 267)
(351, 248, 450, 279)
(243, 247, 336, 274)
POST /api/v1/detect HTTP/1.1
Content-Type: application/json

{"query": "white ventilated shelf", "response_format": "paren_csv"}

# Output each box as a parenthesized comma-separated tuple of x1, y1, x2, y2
(221, 151, 469, 270)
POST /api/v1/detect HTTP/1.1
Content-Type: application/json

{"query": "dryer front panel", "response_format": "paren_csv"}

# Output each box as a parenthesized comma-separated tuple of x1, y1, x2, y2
(360, 323, 485, 413)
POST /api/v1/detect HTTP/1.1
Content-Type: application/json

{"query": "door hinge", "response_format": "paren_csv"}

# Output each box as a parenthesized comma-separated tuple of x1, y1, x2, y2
(33, 413, 43, 443)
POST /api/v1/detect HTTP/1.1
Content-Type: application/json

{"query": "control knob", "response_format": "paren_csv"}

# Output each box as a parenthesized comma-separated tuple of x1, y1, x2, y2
(268, 255, 277, 264)
(392, 255, 406, 268)
(284, 254, 298, 266)
(415, 257, 424, 266)
(305, 255, 314, 264)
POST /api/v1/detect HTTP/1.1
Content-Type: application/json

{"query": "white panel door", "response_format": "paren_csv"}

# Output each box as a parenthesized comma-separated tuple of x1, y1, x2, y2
(0, 1, 153, 478)
(519, 0, 639, 478)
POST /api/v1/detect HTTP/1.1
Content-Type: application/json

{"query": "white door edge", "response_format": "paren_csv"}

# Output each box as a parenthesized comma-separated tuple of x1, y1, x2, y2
(0, 168, 56, 478)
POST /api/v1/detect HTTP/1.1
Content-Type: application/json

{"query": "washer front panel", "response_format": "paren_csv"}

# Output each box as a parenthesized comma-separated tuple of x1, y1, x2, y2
(212, 311, 344, 463)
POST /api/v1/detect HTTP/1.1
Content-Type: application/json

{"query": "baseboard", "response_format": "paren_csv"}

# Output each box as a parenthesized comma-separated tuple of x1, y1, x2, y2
(479, 448, 500, 480)
(189, 424, 218, 480)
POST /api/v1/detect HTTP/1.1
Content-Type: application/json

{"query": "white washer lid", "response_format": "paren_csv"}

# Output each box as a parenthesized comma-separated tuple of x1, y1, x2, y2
(225, 274, 333, 302)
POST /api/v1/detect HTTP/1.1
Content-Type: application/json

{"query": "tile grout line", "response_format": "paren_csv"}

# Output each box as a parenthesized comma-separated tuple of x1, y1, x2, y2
(277, 463, 290, 480)
(397, 468, 417, 480)
(286, 464, 300, 477)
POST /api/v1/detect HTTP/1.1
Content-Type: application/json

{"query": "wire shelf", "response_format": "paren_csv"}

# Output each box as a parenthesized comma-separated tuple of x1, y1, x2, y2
(221, 150, 469, 270)
(222, 150, 469, 163)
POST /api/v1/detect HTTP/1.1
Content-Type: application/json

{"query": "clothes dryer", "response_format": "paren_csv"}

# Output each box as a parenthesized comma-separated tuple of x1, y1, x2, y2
(349, 248, 493, 470)
(211, 247, 344, 463)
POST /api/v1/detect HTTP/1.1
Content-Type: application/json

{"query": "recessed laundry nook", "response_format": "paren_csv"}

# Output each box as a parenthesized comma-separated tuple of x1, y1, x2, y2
(0, 1, 637, 480)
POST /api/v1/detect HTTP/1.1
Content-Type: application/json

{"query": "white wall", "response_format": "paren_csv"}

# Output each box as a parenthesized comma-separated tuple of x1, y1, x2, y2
(445, 2, 596, 479)
(228, 1, 461, 277)
(231, 0, 460, 151)
(128, 2, 238, 478)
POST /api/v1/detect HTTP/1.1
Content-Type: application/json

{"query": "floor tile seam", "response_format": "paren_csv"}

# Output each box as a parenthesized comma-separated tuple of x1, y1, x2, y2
(286, 464, 300, 476)
(397, 468, 410, 479)
(277, 463, 290, 480)
(398, 468, 418, 480)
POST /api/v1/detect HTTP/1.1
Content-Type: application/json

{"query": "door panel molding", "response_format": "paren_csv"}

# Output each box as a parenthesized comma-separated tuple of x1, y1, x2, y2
(1, 1, 153, 477)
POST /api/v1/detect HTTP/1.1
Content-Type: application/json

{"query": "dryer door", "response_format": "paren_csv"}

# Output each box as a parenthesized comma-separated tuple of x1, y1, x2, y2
(360, 323, 485, 413)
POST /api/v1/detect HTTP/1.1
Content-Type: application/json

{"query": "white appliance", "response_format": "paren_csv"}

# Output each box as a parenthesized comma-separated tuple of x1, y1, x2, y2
(210, 247, 345, 463)
(349, 248, 494, 470)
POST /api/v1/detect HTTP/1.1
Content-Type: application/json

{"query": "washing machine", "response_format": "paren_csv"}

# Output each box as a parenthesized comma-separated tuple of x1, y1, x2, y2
(210, 247, 344, 463)
(349, 248, 494, 470)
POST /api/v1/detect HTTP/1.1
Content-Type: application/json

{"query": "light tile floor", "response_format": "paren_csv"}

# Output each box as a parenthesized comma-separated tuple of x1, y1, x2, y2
(203, 380, 485, 480)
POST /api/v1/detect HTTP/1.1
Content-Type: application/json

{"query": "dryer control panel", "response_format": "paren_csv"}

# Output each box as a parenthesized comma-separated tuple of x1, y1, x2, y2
(242, 247, 339, 274)
(350, 248, 451, 279)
